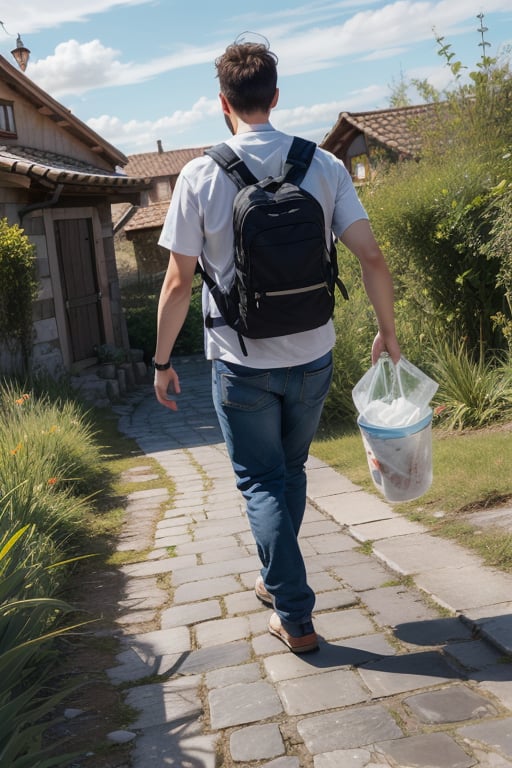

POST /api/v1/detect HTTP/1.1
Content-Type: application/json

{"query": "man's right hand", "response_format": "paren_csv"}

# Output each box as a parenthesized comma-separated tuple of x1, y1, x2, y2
(154, 367, 181, 411)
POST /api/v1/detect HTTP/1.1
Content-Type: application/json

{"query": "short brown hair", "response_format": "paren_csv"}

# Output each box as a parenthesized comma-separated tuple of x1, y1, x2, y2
(215, 42, 278, 114)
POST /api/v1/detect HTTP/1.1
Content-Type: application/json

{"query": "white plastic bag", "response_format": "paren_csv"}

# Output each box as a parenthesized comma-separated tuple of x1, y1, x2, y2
(352, 354, 438, 428)
(352, 354, 438, 502)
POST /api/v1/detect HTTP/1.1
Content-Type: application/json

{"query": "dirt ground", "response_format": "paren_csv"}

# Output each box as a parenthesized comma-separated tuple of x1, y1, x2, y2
(47, 562, 135, 768)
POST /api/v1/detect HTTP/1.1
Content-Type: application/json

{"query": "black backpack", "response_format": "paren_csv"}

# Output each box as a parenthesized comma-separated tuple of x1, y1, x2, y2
(198, 136, 348, 355)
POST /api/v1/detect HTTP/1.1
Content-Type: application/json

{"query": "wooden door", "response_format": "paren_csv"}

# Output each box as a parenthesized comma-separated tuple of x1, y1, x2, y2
(54, 218, 104, 362)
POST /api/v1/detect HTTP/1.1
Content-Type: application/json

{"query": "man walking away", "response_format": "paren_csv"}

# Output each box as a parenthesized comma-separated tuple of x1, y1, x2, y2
(153, 37, 401, 652)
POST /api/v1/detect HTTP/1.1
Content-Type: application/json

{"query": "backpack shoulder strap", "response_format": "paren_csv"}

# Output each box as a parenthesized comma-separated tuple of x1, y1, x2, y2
(204, 143, 258, 189)
(282, 137, 317, 185)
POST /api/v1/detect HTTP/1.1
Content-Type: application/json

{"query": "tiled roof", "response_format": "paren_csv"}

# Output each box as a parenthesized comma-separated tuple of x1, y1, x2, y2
(321, 103, 444, 158)
(124, 146, 211, 178)
(124, 201, 170, 232)
(0, 146, 151, 190)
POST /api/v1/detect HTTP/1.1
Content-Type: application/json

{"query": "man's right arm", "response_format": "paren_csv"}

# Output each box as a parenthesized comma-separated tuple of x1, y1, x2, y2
(153, 250, 198, 410)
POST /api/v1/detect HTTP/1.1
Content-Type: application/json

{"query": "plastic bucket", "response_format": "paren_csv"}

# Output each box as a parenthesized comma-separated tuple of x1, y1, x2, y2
(357, 410, 433, 503)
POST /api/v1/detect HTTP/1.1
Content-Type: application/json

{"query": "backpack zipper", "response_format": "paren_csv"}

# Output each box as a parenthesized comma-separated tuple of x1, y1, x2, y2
(254, 282, 328, 307)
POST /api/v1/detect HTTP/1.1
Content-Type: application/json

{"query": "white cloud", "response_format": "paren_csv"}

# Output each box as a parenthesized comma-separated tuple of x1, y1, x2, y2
(3, 0, 153, 35)
(87, 96, 220, 151)
(360, 47, 410, 62)
(27, 39, 221, 98)
(273, 84, 388, 131)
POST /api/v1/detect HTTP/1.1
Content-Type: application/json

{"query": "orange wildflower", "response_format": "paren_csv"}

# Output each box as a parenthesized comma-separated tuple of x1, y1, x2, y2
(47, 477, 58, 486)
(10, 442, 22, 455)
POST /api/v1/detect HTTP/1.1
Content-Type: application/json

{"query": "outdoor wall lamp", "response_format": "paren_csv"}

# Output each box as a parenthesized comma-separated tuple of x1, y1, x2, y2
(11, 34, 30, 71)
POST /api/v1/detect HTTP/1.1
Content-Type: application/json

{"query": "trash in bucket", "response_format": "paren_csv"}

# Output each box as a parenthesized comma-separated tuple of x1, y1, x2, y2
(352, 354, 438, 503)
(358, 410, 433, 503)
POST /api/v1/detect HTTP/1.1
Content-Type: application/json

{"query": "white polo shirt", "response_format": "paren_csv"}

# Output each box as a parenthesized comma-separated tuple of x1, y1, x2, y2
(159, 125, 368, 368)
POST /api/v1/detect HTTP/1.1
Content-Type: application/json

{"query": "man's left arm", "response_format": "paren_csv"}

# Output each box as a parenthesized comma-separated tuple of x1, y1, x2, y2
(339, 219, 401, 365)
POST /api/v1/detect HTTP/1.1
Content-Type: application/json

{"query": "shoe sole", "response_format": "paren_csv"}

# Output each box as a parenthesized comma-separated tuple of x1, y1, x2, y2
(268, 624, 319, 653)
(255, 588, 273, 607)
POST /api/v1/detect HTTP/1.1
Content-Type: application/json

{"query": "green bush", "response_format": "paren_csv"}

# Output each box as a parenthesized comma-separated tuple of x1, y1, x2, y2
(360, 151, 506, 358)
(429, 338, 512, 429)
(122, 273, 204, 360)
(0, 219, 38, 370)
(483, 180, 512, 351)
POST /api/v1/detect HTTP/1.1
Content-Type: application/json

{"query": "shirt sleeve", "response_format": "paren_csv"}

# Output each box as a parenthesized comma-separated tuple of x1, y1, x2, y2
(330, 157, 369, 238)
(158, 169, 204, 256)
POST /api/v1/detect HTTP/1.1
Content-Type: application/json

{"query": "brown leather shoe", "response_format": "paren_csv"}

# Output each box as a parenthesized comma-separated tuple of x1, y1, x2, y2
(255, 575, 273, 607)
(268, 612, 318, 653)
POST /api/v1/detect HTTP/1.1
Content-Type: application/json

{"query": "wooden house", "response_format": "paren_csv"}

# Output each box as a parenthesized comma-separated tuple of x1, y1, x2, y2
(0, 54, 151, 382)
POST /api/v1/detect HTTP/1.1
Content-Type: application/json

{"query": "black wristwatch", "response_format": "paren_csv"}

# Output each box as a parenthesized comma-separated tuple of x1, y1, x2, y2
(152, 357, 172, 371)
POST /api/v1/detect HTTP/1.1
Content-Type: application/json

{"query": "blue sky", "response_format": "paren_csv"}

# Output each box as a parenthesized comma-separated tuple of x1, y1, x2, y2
(4, 1, 512, 158)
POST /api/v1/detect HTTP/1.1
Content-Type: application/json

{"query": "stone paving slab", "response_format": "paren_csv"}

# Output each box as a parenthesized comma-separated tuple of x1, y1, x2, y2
(349, 515, 427, 541)
(376, 732, 477, 768)
(230, 722, 285, 762)
(296, 703, 403, 753)
(415, 565, 512, 611)
(276, 668, 369, 715)
(208, 680, 283, 729)
(195, 616, 250, 647)
(358, 650, 462, 697)
(458, 717, 512, 758)
(206, 662, 261, 689)
(160, 599, 222, 628)
(120, 553, 197, 578)
(360, 584, 439, 628)
(313, 490, 395, 526)
(475, 668, 512, 711)
(307, 533, 358, 557)
(130, 723, 218, 768)
(314, 607, 375, 640)
(445, 639, 503, 671)
(372, 532, 481, 576)
(125, 675, 202, 729)
(404, 684, 498, 723)
(176, 639, 252, 675)
(306, 466, 361, 496)
(313, 748, 374, 768)
(331, 559, 393, 591)
(469, 613, 512, 656)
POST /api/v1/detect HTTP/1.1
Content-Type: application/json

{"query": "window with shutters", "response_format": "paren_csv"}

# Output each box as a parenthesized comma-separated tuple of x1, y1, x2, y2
(0, 101, 16, 137)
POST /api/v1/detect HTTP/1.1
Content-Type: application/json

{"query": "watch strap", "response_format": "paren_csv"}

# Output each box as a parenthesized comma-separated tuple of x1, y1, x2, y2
(152, 357, 172, 371)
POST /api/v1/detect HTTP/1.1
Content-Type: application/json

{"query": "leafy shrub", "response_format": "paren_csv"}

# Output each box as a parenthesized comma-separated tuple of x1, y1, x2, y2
(483, 180, 512, 351)
(360, 151, 506, 359)
(0, 219, 38, 371)
(429, 337, 512, 429)
(122, 273, 204, 360)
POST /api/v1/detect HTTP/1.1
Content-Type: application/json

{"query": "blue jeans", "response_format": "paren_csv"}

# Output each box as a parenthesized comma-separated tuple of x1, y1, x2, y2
(211, 351, 333, 626)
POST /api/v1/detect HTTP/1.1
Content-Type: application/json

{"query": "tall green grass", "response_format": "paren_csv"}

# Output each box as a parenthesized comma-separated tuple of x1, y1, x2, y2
(0, 381, 106, 765)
